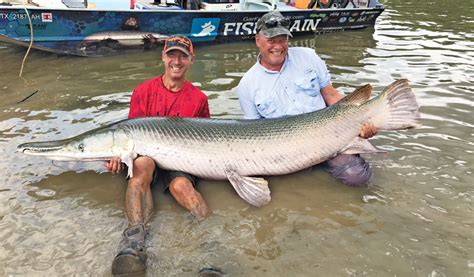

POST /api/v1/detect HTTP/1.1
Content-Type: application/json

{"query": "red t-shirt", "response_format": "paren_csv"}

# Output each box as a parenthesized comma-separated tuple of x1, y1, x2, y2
(128, 75, 210, 119)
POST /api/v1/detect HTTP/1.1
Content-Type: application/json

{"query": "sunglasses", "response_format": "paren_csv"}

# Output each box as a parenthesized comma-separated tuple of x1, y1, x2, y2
(258, 17, 290, 32)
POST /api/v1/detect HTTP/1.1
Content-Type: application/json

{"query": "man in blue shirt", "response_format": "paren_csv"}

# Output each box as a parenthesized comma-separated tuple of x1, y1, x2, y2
(236, 10, 376, 186)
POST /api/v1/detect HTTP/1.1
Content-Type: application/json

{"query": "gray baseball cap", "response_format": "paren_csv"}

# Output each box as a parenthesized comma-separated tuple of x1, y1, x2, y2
(256, 11, 293, 38)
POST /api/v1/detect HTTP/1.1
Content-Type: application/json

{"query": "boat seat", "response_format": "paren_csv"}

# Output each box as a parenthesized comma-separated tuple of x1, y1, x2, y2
(240, 0, 274, 10)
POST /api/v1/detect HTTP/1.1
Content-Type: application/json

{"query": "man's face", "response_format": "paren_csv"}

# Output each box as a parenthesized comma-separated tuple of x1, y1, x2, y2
(255, 33, 289, 71)
(162, 49, 194, 80)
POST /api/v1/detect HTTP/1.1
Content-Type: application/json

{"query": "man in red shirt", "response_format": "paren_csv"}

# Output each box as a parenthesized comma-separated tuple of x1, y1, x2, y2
(107, 35, 210, 275)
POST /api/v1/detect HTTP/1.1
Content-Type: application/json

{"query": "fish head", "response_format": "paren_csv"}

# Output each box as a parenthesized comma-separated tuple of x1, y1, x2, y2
(17, 126, 133, 162)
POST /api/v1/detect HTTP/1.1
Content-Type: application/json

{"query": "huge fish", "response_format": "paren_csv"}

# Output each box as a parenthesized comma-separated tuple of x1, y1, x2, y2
(17, 79, 420, 207)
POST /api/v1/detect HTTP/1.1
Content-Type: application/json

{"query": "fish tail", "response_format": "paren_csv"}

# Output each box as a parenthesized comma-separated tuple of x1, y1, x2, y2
(367, 79, 421, 130)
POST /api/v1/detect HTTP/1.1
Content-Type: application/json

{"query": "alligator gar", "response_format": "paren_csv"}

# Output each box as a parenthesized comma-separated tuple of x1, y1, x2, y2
(17, 79, 420, 207)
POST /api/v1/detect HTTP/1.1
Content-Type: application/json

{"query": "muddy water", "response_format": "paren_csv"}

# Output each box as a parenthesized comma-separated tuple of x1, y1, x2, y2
(0, 0, 473, 275)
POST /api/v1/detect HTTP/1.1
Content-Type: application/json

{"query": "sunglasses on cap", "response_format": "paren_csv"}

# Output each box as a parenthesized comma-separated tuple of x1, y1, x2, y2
(257, 17, 290, 32)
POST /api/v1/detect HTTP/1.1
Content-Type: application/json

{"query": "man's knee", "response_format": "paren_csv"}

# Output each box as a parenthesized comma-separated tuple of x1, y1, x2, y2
(129, 157, 155, 188)
(169, 177, 194, 196)
(339, 163, 372, 186)
(327, 154, 372, 187)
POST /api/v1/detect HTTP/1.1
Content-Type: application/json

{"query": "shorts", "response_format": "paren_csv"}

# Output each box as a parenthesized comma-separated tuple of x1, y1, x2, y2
(152, 165, 198, 193)
(323, 154, 372, 186)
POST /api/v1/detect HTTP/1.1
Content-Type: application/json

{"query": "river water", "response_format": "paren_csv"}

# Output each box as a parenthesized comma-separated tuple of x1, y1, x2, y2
(0, 0, 472, 276)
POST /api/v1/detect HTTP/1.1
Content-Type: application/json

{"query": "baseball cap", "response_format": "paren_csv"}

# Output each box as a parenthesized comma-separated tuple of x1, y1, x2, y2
(256, 11, 293, 38)
(163, 35, 194, 56)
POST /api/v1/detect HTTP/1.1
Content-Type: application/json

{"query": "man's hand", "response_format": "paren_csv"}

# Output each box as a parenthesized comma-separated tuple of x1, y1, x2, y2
(105, 157, 124, 175)
(359, 123, 378, 139)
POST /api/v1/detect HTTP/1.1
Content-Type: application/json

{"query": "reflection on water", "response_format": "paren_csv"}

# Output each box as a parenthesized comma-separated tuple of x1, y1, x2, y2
(1, 0, 473, 275)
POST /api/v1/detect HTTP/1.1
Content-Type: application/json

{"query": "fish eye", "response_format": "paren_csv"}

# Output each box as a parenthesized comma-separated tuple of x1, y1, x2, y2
(78, 143, 84, 152)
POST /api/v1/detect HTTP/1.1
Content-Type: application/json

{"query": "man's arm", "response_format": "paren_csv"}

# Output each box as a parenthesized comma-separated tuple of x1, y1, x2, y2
(236, 83, 261, 120)
(198, 95, 211, 118)
(320, 83, 344, 106)
(321, 83, 377, 139)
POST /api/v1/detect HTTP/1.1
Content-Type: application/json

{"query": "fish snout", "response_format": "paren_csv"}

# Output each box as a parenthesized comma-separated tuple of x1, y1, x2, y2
(16, 143, 29, 153)
(16, 142, 63, 155)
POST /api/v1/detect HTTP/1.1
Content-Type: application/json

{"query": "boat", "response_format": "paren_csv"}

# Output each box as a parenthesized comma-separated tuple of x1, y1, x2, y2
(0, 0, 384, 56)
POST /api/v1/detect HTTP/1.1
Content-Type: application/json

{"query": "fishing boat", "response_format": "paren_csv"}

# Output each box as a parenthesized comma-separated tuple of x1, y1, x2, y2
(0, 0, 384, 56)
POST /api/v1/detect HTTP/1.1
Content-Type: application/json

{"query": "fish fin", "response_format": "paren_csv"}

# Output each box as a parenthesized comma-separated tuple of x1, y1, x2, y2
(367, 79, 421, 130)
(338, 84, 372, 106)
(340, 137, 387, 155)
(225, 169, 271, 207)
(121, 154, 137, 178)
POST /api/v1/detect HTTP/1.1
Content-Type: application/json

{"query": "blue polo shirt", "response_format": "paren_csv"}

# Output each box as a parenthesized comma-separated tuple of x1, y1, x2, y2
(236, 47, 331, 119)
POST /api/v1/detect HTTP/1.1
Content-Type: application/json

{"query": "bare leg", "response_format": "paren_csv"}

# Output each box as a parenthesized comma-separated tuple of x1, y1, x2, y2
(143, 184, 154, 224)
(125, 156, 155, 226)
(112, 157, 154, 275)
(169, 177, 210, 221)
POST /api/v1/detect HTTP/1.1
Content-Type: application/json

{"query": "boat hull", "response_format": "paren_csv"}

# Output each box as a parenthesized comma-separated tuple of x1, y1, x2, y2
(0, 7, 384, 56)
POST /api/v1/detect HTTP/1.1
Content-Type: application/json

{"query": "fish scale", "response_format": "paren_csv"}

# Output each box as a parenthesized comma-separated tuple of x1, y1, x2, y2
(118, 105, 367, 179)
